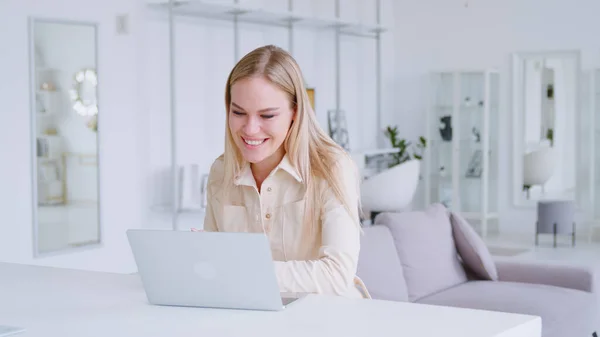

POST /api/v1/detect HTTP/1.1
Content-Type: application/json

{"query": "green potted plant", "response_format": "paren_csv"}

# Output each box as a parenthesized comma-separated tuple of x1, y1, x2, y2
(546, 128, 553, 147)
(384, 125, 427, 168)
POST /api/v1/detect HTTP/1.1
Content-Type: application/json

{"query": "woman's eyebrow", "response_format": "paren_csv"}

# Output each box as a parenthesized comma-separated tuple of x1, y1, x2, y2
(231, 102, 280, 113)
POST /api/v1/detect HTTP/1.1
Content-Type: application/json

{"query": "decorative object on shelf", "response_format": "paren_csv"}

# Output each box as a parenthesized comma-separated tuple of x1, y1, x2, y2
(43, 127, 57, 136)
(36, 138, 48, 158)
(36, 136, 62, 159)
(384, 125, 427, 168)
(69, 68, 98, 117)
(40, 81, 56, 91)
(465, 150, 483, 178)
(86, 115, 98, 132)
(439, 115, 452, 141)
(472, 127, 481, 143)
(306, 88, 315, 110)
(546, 83, 554, 99)
(464, 96, 473, 107)
(327, 109, 350, 151)
(545, 128, 554, 146)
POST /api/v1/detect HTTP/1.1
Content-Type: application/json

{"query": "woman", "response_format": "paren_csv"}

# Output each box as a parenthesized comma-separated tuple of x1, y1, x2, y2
(203, 45, 369, 299)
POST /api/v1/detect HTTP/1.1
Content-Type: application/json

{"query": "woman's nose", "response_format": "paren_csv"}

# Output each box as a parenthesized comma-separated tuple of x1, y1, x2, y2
(243, 116, 261, 135)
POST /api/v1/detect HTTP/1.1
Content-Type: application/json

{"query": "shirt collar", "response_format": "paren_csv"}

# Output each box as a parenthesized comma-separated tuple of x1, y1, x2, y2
(278, 155, 303, 183)
(234, 154, 302, 187)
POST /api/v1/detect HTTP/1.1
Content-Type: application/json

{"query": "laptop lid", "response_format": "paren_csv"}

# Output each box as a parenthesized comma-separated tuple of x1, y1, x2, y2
(126, 229, 284, 311)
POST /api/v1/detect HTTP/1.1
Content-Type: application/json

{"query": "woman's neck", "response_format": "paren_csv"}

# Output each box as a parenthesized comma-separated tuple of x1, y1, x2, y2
(251, 146, 285, 191)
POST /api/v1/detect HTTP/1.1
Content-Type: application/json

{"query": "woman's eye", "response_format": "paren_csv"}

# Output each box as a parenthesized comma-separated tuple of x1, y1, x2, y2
(261, 115, 274, 119)
(232, 111, 244, 116)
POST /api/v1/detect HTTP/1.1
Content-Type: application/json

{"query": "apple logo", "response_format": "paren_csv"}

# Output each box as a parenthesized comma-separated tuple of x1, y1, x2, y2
(193, 261, 217, 280)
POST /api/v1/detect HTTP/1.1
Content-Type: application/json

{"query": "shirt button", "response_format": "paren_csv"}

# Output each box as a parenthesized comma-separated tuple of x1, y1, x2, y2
(265, 213, 271, 219)
(267, 187, 272, 192)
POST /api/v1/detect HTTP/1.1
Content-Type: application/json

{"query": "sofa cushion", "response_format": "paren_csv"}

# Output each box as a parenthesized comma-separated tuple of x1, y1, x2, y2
(357, 225, 409, 302)
(417, 281, 599, 337)
(375, 203, 468, 301)
(450, 211, 498, 281)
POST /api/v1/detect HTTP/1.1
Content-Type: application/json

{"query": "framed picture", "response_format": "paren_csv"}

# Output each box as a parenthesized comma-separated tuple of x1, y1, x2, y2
(306, 88, 315, 110)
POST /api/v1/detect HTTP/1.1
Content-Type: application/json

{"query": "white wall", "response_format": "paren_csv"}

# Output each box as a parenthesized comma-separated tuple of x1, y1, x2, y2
(393, 0, 600, 234)
(0, 0, 144, 273)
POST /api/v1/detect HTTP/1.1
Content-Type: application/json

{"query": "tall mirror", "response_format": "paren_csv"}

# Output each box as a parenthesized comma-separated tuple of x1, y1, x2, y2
(29, 19, 101, 256)
(512, 50, 581, 207)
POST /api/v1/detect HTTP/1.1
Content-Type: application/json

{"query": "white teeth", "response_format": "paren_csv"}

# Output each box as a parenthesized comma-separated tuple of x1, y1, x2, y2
(243, 138, 265, 146)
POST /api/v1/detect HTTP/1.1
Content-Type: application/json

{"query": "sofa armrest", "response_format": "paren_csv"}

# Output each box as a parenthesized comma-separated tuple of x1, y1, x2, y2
(495, 259, 597, 293)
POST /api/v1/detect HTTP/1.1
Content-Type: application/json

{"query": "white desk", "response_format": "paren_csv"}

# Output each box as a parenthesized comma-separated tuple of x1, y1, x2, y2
(0, 263, 541, 337)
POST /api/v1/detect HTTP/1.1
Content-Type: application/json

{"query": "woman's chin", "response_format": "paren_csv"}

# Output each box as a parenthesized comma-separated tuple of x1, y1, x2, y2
(241, 151, 269, 164)
(237, 141, 284, 164)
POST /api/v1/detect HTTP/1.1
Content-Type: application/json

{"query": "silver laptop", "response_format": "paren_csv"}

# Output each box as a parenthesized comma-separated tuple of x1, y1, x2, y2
(126, 229, 302, 311)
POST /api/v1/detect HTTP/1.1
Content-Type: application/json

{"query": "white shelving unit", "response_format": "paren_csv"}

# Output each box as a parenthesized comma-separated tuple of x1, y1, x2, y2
(148, 0, 388, 230)
(147, 1, 385, 37)
(33, 67, 66, 206)
(424, 69, 500, 237)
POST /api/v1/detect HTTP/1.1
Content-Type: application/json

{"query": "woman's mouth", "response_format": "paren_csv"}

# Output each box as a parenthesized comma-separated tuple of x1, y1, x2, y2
(242, 137, 268, 147)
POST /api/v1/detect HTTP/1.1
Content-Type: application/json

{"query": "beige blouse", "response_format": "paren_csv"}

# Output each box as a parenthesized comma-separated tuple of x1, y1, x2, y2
(203, 153, 369, 299)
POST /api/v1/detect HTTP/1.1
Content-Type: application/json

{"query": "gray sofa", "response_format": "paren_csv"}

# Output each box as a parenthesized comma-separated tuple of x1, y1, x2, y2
(356, 204, 599, 337)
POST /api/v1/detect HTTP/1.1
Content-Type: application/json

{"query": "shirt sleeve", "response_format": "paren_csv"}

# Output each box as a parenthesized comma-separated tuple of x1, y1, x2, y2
(273, 154, 362, 296)
(202, 159, 222, 232)
(202, 198, 218, 231)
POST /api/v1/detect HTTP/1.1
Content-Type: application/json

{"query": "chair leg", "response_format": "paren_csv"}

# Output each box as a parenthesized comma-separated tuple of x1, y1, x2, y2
(573, 222, 576, 247)
(535, 221, 539, 246)
(553, 223, 557, 248)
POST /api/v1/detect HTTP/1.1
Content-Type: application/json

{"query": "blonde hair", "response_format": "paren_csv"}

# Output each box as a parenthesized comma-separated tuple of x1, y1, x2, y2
(222, 45, 361, 234)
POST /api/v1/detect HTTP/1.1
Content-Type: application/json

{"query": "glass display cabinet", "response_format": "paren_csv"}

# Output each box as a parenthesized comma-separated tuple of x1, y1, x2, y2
(424, 70, 500, 237)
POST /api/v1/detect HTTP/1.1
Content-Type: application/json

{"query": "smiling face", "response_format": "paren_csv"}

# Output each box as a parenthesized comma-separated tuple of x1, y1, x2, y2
(228, 76, 295, 170)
